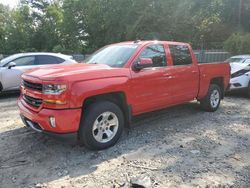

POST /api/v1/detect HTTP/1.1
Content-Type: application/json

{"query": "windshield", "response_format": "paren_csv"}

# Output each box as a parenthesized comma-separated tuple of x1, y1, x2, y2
(226, 58, 245, 63)
(85, 44, 139, 67)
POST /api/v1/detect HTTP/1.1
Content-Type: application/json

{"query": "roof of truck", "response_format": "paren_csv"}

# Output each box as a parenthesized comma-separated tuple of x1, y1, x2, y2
(113, 40, 190, 46)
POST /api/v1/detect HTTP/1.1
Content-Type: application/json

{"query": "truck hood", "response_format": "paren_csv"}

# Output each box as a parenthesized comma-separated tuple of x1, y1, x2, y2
(24, 64, 129, 82)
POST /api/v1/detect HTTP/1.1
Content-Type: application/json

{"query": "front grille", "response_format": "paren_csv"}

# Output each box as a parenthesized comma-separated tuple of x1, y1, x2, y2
(24, 95, 43, 108)
(23, 80, 42, 91)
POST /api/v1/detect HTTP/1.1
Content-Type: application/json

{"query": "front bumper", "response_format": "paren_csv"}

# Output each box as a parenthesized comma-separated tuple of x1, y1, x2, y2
(18, 98, 82, 134)
(228, 83, 245, 91)
(229, 75, 250, 91)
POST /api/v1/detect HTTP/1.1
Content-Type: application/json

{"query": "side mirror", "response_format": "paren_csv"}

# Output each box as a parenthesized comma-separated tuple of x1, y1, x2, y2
(133, 58, 153, 71)
(8, 62, 16, 69)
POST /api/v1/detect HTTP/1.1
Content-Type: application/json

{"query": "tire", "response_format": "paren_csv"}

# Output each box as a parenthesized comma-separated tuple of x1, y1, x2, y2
(0, 82, 3, 92)
(78, 101, 124, 150)
(247, 82, 250, 98)
(200, 84, 222, 112)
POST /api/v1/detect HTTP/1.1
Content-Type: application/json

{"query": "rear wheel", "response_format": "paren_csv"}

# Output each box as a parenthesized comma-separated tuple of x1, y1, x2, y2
(78, 101, 124, 150)
(200, 84, 222, 112)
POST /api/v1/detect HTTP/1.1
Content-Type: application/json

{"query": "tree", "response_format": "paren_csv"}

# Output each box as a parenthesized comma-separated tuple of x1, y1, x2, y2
(29, 0, 63, 51)
(0, 0, 250, 54)
(0, 4, 10, 53)
(224, 33, 250, 54)
(3, 4, 35, 53)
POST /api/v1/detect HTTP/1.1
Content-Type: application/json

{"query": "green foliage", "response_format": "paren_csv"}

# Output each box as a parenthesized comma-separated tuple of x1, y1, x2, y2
(0, 0, 250, 54)
(52, 45, 65, 53)
(224, 33, 250, 55)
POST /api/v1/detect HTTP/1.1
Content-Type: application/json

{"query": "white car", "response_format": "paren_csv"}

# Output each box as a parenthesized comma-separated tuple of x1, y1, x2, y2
(227, 55, 250, 64)
(0, 53, 77, 92)
(227, 55, 250, 96)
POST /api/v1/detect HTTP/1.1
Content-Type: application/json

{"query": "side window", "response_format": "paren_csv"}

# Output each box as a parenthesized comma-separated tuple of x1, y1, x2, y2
(56, 57, 65, 64)
(10, 56, 35, 66)
(169, 45, 192, 66)
(36, 55, 60, 65)
(139, 44, 167, 67)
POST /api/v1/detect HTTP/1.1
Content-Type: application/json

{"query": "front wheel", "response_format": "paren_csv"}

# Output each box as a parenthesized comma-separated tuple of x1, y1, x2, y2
(200, 84, 222, 112)
(78, 101, 124, 150)
(247, 82, 250, 98)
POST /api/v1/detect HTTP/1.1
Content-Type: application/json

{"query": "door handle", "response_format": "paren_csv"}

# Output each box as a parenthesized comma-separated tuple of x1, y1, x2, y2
(192, 71, 198, 73)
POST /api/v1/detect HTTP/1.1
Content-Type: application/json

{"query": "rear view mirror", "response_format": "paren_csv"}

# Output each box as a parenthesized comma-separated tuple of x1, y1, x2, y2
(133, 58, 153, 71)
(8, 62, 16, 69)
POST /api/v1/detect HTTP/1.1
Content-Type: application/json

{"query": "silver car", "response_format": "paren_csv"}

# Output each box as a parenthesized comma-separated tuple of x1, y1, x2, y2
(0, 53, 77, 92)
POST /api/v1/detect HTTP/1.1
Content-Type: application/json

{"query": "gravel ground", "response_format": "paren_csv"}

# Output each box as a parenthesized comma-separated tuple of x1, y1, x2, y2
(0, 93, 249, 188)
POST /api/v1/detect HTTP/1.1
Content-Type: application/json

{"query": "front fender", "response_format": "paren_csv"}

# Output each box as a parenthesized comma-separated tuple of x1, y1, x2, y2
(69, 76, 131, 108)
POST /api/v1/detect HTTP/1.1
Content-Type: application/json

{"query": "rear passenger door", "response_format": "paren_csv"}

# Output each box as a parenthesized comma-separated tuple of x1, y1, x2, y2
(168, 44, 199, 103)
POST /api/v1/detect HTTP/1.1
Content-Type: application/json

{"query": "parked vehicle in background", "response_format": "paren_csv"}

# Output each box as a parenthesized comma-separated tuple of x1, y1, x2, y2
(227, 55, 250, 96)
(226, 55, 250, 64)
(0, 53, 77, 92)
(18, 41, 230, 150)
(71, 54, 85, 63)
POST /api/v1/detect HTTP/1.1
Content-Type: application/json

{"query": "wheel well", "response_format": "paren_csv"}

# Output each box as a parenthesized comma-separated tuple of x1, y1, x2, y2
(82, 92, 131, 127)
(210, 77, 224, 98)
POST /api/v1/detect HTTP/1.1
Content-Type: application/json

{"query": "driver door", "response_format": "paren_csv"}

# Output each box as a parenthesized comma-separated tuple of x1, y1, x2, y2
(2, 56, 36, 90)
(130, 43, 171, 114)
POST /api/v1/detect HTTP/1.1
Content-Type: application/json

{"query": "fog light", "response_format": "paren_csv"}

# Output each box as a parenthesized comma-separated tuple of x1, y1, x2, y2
(49, 117, 56, 128)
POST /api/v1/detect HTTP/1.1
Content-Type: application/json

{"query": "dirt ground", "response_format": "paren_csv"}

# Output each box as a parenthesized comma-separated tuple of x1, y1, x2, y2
(0, 93, 249, 188)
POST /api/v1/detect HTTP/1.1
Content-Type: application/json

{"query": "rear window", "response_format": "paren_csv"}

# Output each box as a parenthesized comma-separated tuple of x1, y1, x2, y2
(56, 57, 65, 63)
(169, 45, 192, 66)
(36, 55, 61, 65)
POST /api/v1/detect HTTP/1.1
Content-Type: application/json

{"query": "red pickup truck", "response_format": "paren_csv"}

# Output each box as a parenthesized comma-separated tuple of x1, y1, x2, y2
(18, 41, 230, 150)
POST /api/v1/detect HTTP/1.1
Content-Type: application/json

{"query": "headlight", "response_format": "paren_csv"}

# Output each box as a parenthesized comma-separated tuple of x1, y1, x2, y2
(43, 84, 67, 95)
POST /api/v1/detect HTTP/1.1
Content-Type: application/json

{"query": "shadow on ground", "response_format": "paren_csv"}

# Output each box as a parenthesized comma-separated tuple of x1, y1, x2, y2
(0, 91, 20, 99)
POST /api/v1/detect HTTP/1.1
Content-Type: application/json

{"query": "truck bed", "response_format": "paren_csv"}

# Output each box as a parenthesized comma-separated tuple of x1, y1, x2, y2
(198, 62, 230, 99)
